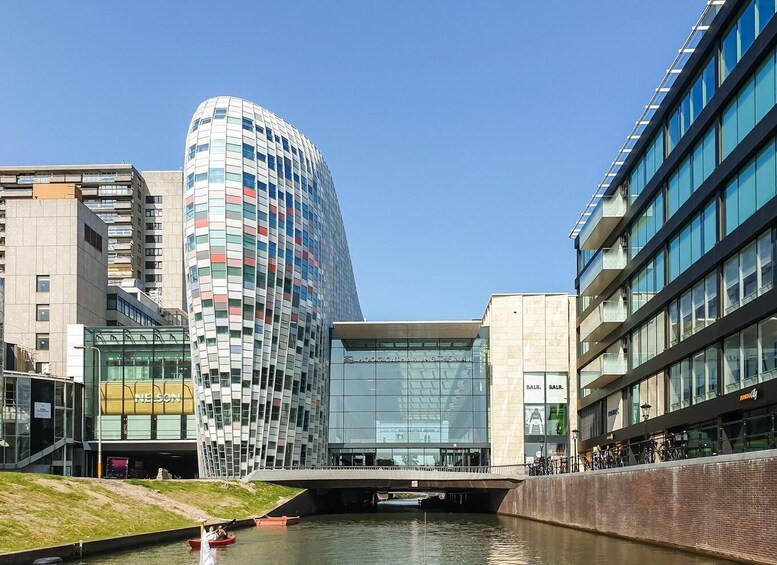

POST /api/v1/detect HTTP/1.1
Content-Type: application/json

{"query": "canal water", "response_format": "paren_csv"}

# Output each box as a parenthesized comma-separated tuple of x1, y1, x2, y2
(80, 510, 734, 565)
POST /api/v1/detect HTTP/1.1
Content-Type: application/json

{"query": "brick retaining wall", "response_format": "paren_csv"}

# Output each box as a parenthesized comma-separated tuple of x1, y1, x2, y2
(493, 450, 777, 564)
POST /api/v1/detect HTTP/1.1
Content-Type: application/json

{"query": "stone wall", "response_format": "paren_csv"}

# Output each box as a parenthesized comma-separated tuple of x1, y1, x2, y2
(492, 450, 777, 564)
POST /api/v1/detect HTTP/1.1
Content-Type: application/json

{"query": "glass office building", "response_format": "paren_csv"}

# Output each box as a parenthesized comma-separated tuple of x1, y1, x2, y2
(572, 0, 777, 458)
(184, 97, 362, 477)
(328, 322, 489, 467)
(81, 326, 197, 477)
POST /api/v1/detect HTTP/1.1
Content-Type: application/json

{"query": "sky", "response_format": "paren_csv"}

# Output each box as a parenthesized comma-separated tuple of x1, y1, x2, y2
(0, 1, 708, 321)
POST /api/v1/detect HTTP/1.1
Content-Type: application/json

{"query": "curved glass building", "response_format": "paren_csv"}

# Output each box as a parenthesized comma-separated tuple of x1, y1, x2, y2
(184, 96, 362, 477)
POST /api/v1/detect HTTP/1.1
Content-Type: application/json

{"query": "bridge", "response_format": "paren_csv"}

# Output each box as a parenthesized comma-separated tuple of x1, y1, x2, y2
(244, 465, 526, 491)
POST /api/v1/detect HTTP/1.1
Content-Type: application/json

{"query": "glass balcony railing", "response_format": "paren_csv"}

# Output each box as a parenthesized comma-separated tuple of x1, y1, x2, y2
(579, 351, 627, 390)
(579, 246, 627, 296)
(578, 193, 626, 251)
(579, 299, 627, 343)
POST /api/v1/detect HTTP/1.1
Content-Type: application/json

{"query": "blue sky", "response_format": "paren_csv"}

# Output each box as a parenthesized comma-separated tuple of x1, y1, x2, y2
(0, 1, 707, 320)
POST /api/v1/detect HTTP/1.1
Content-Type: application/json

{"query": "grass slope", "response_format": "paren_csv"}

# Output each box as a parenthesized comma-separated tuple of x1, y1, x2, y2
(0, 472, 300, 553)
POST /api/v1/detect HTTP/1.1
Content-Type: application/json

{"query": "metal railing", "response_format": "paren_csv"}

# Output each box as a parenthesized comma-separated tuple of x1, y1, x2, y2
(249, 464, 529, 476)
(579, 415, 777, 471)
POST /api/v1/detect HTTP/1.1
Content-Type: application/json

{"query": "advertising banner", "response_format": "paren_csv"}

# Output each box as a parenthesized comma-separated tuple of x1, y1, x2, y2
(524, 405, 545, 435)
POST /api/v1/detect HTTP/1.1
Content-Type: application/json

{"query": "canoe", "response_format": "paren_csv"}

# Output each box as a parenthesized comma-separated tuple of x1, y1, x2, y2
(255, 515, 300, 526)
(187, 535, 236, 549)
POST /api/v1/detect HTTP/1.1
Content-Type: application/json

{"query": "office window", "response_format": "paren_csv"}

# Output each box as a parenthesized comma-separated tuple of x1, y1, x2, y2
(37, 275, 50, 293)
(145, 235, 163, 243)
(725, 139, 777, 234)
(242, 143, 255, 160)
(669, 346, 717, 412)
(145, 196, 163, 204)
(723, 47, 777, 159)
(629, 131, 665, 202)
(630, 311, 665, 369)
(668, 199, 717, 281)
(630, 252, 665, 313)
(723, 229, 773, 315)
(629, 192, 664, 258)
(84, 224, 103, 252)
(667, 57, 716, 153)
(36, 333, 49, 350)
(721, 1, 774, 83)
(145, 261, 163, 270)
(668, 272, 718, 346)
(667, 126, 716, 218)
(145, 274, 163, 283)
(36, 304, 50, 322)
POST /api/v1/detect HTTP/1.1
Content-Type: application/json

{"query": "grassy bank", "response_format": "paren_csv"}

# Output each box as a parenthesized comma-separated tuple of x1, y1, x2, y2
(0, 472, 300, 553)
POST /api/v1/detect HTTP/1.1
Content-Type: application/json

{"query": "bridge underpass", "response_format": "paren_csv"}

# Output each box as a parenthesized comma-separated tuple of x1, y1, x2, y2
(244, 466, 525, 514)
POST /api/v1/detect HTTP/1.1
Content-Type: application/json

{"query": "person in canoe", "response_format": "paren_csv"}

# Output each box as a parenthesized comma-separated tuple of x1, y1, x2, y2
(206, 526, 218, 542)
(216, 525, 229, 540)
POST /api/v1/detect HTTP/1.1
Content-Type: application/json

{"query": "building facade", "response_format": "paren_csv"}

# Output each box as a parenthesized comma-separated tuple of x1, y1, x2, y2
(573, 0, 777, 457)
(184, 96, 362, 477)
(482, 294, 577, 466)
(143, 171, 186, 312)
(4, 198, 108, 378)
(74, 326, 196, 477)
(328, 321, 489, 467)
(0, 165, 186, 313)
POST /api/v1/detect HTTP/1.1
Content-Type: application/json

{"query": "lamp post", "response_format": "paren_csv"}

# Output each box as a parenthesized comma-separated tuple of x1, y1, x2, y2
(76, 345, 102, 479)
(571, 428, 579, 472)
(640, 402, 651, 462)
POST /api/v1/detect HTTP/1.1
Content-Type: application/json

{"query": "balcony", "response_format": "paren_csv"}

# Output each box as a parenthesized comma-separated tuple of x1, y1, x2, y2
(579, 246, 627, 296)
(578, 193, 626, 250)
(579, 352, 627, 390)
(579, 298, 627, 343)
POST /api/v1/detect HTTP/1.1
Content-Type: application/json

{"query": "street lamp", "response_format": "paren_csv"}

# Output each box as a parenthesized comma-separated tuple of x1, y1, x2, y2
(75, 345, 102, 479)
(571, 428, 579, 472)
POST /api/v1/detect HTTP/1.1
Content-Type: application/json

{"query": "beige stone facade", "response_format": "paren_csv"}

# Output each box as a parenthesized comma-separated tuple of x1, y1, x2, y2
(4, 199, 108, 377)
(482, 293, 577, 466)
(143, 171, 185, 312)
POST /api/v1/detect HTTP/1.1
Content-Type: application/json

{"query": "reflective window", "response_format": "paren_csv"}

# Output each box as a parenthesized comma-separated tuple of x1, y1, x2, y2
(721, 0, 774, 82)
(630, 251, 665, 313)
(630, 192, 664, 258)
(668, 199, 717, 281)
(725, 140, 777, 234)
(668, 272, 717, 346)
(36, 275, 50, 293)
(667, 126, 716, 218)
(629, 131, 665, 203)
(667, 57, 716, 153)
(723, 229, 773, 315)
(669, 346, 717, 412)
(630, 311, 665, 369)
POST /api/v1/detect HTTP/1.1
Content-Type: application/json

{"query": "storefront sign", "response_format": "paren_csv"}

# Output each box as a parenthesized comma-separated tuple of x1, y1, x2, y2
(546, 373, 568, 403)
(606, 392, 623, 433)
(101, 380, 194, 415)
(33, 402, 52, 419)
(739, 388, 759, 401)
(524, 374, 545, 404)
(134, 393, 182, 404)
(343, 355, 469, 363)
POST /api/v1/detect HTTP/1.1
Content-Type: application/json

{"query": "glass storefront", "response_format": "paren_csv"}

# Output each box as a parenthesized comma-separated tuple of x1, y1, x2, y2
(523, 372, 569, 462)
(328, 329, 489, 466)
(84, 327, 195, 442)
(0, 372, 80, 475)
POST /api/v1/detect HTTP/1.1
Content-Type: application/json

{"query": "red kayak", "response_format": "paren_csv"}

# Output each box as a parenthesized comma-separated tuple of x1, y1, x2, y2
(188, 535, 236, 549)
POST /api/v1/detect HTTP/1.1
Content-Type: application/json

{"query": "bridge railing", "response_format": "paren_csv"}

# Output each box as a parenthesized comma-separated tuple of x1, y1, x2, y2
(249, 464, 530, 476)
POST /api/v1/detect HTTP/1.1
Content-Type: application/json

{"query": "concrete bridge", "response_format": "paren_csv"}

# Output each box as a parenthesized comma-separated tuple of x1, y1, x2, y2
(244, 465, 526, 491)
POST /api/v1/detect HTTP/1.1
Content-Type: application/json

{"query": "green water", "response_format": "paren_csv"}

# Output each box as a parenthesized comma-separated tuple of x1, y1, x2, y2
(79, 511, 735, 565)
